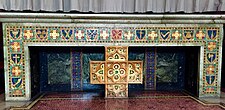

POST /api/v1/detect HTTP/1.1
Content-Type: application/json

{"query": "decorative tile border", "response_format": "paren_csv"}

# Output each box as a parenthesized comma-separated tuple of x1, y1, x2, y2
(145, 48, 156, 90)
(71, 49, 82, 91)
(3, 24, 222, 100)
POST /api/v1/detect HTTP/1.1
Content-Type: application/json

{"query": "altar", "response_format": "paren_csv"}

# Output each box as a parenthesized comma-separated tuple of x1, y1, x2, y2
(1, 13, 224, 100)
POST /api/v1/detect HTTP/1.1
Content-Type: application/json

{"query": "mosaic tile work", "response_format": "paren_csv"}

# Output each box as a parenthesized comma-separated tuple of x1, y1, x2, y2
(71, 49, 82, 91)
(145, 48, 156, 90)
(4, 25, 221, 100)
(90, 46, 143, 98)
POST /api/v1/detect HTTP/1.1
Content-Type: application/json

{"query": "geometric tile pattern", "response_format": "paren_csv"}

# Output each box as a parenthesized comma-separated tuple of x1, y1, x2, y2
(90, 61, 105, 84)
(145, 48, 156, 90)
(71, 49, 82, 91)
(4, 26, 221, 99)
(90, 46, 143, 98)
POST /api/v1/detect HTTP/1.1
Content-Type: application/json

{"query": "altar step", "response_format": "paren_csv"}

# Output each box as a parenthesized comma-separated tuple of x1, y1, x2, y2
(40, 91, 188, 99)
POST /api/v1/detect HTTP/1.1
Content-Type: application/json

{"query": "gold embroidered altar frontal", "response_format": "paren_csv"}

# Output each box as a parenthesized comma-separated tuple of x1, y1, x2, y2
(90, 46, 143, 98)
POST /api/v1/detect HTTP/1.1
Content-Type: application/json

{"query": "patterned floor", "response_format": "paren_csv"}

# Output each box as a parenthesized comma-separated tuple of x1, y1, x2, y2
(10, 91, 225, 110)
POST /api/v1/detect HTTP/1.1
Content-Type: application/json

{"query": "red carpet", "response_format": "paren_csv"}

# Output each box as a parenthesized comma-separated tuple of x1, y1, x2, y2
(10, 91, 225, 110)
(31, 97, 223, 110)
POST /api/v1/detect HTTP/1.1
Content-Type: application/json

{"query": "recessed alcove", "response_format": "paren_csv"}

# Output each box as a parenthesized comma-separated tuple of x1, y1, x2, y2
(29, 46, 106, 98)
(29, 46, 200, 98)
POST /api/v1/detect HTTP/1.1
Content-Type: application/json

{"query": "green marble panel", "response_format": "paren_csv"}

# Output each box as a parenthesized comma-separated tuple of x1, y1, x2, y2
(156, 53, 178, 83)
(156, 47, 185, 90)
(47, 51, 71, 84)
(82, 47, 105, 90)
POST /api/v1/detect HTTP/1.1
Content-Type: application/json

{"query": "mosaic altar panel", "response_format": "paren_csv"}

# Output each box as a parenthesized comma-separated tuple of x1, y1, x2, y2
(3, 24, 222, 100)
(90, 61, 105, 84)
(90, 46, 143, 98)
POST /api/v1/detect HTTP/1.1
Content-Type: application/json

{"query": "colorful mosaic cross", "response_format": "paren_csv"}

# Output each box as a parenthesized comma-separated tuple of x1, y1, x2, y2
(90, 46, 143, 98)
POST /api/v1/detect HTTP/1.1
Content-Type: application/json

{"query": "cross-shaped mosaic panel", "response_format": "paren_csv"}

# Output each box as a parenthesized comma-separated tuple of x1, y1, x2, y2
(90, 46, 143, 98)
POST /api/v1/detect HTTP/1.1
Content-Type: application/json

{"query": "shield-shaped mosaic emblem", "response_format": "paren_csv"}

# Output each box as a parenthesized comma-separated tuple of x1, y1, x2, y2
(10, 29, 21, 39)
(160, 30, 170, 40)
(206, 75, 215, 85)
(62, 29, 73, 40)
(12, 78, 22, 89)
(11, 54, 22, 64)
(207, 53, 216, 62)
(36, 29, 47, 40)
(136, 30, 146, 40)
(87, 30, 98, 40)
(184, 30, 194, 40)
(207, 30, 217, 39)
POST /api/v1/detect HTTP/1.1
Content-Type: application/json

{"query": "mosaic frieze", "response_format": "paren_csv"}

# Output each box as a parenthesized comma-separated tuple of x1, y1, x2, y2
(8, 27, 219, 43)
(4, 25, 221, 99)
(7, 27, 25, 97)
